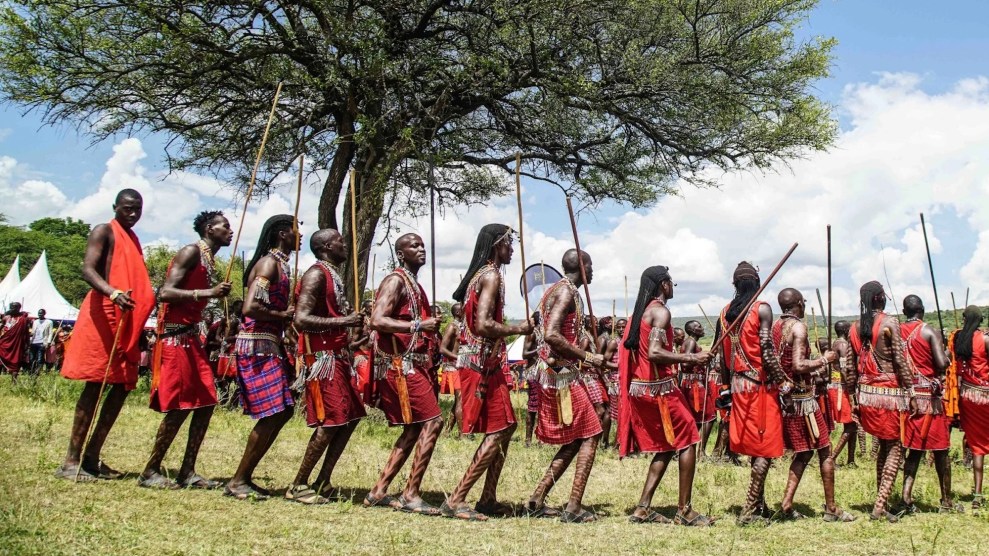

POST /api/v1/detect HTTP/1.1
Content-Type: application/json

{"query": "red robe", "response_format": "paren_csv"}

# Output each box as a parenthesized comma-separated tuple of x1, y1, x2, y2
(827, 338, 854, 424)
(150, 252, 217, 412)
(617, 304, 699, 457)
(679, 341, 716, 423)
(0, 312, 31, 371)
(722, 301, 784, 458)
(958, 329, 989, 455)
(297, 263, 366, 428)
(901, 320, 950, 451)
(458, 268, 515, 434)
(62, 219, 155, 389)
(850, 314, 906, 441)
(374, 268, 441, 426)
(773, 317, 830, 453)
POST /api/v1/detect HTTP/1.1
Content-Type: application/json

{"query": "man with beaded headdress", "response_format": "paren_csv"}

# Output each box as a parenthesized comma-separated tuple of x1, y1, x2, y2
(717, 261, 789, 525)
(846, 280, 917, 521)
(618, 266, 714, 526)
(224, 214, 299, 500)
(441, 224, 532, 520)
(771, 288, 854, 522)
(138, 210, 233, 490)
(364, 233, 443, 515)
(283, 229, 367, 505)
(525, 248, 610, 523)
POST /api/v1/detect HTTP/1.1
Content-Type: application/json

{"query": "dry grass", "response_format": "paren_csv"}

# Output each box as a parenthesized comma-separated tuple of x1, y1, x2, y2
(0, 374, 986, 556)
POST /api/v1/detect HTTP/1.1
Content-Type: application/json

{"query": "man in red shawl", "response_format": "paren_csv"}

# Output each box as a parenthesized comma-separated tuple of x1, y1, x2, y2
(828, 320, 859, 466)
(364, 233, 443, 515)
(56, 189, 155, 481)
(0, 302, 31, 380)
(846, 281, 916, 522)
(137, 210, 232, 489)
(618, 266, 714, 526)
(441, 224, 532, 520)
(600, 317, 626, 449)
(771, 288, 854, 522)
(525, 248, 609, 523)
(224, 214, 298, 500)
(438, 302, 464, 434)
(679, 320, 718, 457)
(952, 305, 989, 512)
(287, 229, 366, 504)
(718, 262, 788, 525)
(522, 311, 542, 447)
(897, 295, 961, 513)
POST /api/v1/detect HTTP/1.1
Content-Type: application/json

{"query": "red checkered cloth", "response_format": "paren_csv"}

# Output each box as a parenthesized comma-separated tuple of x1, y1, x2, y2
(536, 379, 602, 445)
(584, 375, 609, 405)
(377, 362, 441, 426)
(782, 410, 831, 453)
(527, 379, 541, 412)
(305, 356, 366, 427)
(237, 354, 294, 419)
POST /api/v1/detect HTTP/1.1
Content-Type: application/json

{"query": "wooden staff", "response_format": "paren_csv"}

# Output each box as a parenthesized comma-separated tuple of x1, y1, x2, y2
(225, 82, 283, 282)
(349, 169, 360, 303)
(429, 159, 437, 306)
(966, 287, 970, 307)
(698, 304, 716, 333)
(611, 300, 617, 335)
(565, 197, 595, 327)
(624, 275, 629, 318)
(709, 243, 800, 357)
(920, 213, 945, 340)
(815, 289, 827, 342)
(291, 154, 304, 303)
(515, 153, 530, 316)
(879, 242, 900, 315)
(370, 253, 377, 302)
(826, 224, 832, 345)
(951, 292, 960, 329)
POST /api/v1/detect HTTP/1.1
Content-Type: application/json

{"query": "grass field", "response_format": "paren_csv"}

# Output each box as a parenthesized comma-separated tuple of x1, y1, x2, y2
(1, 373, 986, 556)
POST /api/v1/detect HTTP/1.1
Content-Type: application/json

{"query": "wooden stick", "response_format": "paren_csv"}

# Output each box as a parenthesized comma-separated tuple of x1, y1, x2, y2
(951, 292, 960, 329)
(225, 82, 283, 282)
(611, 299, 616, 335)
(920, 213, 945, 339)
(565, 197, 594, 326)
(826, 224, 832, 345)
(515, 153, 530, 317)
(624, 275, 629, 318)
(816, 288, 827, 343)
(709, 243, 800, 357)
(291, 153, 304, 303)
(966, 287, 970, 307)
(349, 169, 360, 304)
(370, 253, 377, 301)
(429, 160, 437, 306)
(698, 304, 716, 332)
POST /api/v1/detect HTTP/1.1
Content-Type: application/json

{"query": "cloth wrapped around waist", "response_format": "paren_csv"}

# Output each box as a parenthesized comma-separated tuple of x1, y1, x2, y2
(783, 387, 820, 417)
(629, 377, 678, 398)
(374, 351, 429, 380)
(961, 380, 989, 406)
(857, 383, 909, 411)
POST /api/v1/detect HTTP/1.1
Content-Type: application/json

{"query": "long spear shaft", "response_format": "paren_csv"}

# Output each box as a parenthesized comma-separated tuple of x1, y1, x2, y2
(624, 275, 629, 317)
(349, 170, 360, 303)
(291, 154, 304, 303)
(816, 288, 827, 342)
(920, 213, 945, 339)
(710, 243, 800, 357)
(565, 197, 595, 325)
(951, 292, 960, 329)
(515, 153, 530, 317)
(225, 82, 283, 282)
(827, 224, 832, 345)
(429, 160, 437, 306)
(370, 253, 377, 301)
(698, 304, 716, 332)
(966, 287, 970, 307)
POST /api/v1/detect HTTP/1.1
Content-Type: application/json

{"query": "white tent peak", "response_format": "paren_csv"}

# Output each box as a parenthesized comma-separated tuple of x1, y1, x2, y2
(0, 255, 20, 301)
(5, 251, 79, 320)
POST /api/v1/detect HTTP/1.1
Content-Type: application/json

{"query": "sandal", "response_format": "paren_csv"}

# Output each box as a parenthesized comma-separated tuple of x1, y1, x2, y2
(524, 502, 562, 519)
(248, 481, 271, 496)
(398, 496, 442, 516)
(54, 464, 97, 483)
(868, 510, 900, 523)
(137, 472, 180, 490)
(822, 505, 857, 522)
(629, 504, 672, 524)
(82, 460, 125, 480)
(474, 500, 515, 518)
(439, 501, 489, 521)
(560, 509, 598, 523)
(285, 484, 329, 505)
(972, 494, 984, 511)
(223, 483, 269, 501)
(673, 509, 714, 527)
(938, 501, 965, 514)
(780, 508, 808, 521)
(892, 501, 917, 516)
(736, 513, 771, 526)
(313, 483, 345, 502)
(363, 493, 402, 509)
(179, 474, 223, 490)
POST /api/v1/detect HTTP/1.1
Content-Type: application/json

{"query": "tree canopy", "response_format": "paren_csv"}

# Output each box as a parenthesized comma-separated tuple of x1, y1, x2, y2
(0, 0, 836, 302)
(0, 218, 91, 304)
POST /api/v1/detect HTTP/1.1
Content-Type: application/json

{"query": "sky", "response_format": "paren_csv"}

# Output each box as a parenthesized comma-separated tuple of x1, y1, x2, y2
(3, 0, 989, 323)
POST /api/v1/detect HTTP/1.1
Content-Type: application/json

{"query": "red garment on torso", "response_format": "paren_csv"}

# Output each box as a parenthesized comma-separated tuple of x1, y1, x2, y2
(849, 313, 899, 388)
(0, 313, 30, 368)
(627, 309, 675, 381)
(721, 301, 766, 376)
(538, 280, 580, 366)
(375, 269, 432, 356)
(461, 268, 506, 363)
(161, 253, 210, 325)
(771, 317, 801, 381)
(296, 263, 348, 353)
(901, 320, 935, 378)
(959, 329, 989, 386)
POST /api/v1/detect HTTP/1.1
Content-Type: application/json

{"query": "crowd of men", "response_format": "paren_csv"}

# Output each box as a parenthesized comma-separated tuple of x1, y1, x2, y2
(34, 188, 989, 525)
(0, 304, 72, 377)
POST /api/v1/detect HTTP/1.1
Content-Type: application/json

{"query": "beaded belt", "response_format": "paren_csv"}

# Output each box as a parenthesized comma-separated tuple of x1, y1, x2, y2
(857, 383, 908, 411)
(629, 377, 677, 398)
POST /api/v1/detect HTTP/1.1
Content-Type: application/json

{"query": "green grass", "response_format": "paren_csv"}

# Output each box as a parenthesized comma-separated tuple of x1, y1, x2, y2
(0, 374, 986, 555)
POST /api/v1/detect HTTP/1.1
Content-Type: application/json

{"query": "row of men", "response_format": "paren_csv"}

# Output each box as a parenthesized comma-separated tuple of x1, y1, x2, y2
(0, 305, 69, 375)
(50, 188, 988, 525)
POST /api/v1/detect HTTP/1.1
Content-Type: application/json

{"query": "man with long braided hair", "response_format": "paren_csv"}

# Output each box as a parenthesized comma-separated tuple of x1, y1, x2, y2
(442, 224, 532, 520)
(224, 214, 298, 500)
(718, 262, 789, 525)
(618, 266, 714, 526)
(365, 233, 443, 515)
(772, 288, 854, 522)
(846, 281, 917, 522)
(828, 320, 860, 467)
(526, 249, 609, 523)
(953, 305, 989, 511)
(897, 294, 961, 514)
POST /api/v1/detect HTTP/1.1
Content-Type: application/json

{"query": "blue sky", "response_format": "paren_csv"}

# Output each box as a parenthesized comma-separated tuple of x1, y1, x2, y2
(3, 0, 989, 319)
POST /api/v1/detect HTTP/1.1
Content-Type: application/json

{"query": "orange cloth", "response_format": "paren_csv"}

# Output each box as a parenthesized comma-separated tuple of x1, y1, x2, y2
(61, 219, 154, 389)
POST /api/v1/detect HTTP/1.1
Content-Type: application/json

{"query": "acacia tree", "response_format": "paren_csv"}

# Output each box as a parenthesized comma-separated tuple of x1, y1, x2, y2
(0, 0, 835, 301)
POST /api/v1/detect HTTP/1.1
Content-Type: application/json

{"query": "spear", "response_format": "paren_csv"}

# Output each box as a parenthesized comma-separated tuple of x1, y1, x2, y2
(225, 82, 283, 283)
(515, 153, 530, 317)
(290, 154, 304, 304)
(429, 159, 437, 306)
(951, 292, 960, 329)
(966, 287, 970, 307)
(565, 197, 595, 327)
(349, 169, 360, 304)
(827, 224, 833, 345)
(920, 213, 945, 340)
(624, 275, 629, 318)
(815, 288, 827, 342)
(370, 253, 377, 302)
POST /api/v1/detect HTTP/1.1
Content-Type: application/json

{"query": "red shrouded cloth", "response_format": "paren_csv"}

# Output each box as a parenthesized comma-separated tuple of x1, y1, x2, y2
(617, 304, 699, 457)
(679, 342, 717, 424)
(959, 328, 989, 455)
(61, 219, 155, 389)
(0, 312, 31, 370)
(850, 313, 906, 441)
(773, 317, 831, 453)
(900, 320, 950, 451)
(723, 301, 784, 458)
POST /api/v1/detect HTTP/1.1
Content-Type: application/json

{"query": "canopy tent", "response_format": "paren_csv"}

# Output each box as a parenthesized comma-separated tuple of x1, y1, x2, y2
(4, 251, 79, 320)
(0, 255, 20, 303)
(506, 335, 526, 363)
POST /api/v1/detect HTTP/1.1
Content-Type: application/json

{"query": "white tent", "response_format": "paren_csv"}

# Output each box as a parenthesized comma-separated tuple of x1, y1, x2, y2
(506, 335, 526, 363)
(0, 255, 20, 304)
(5, 251, 79, 320)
